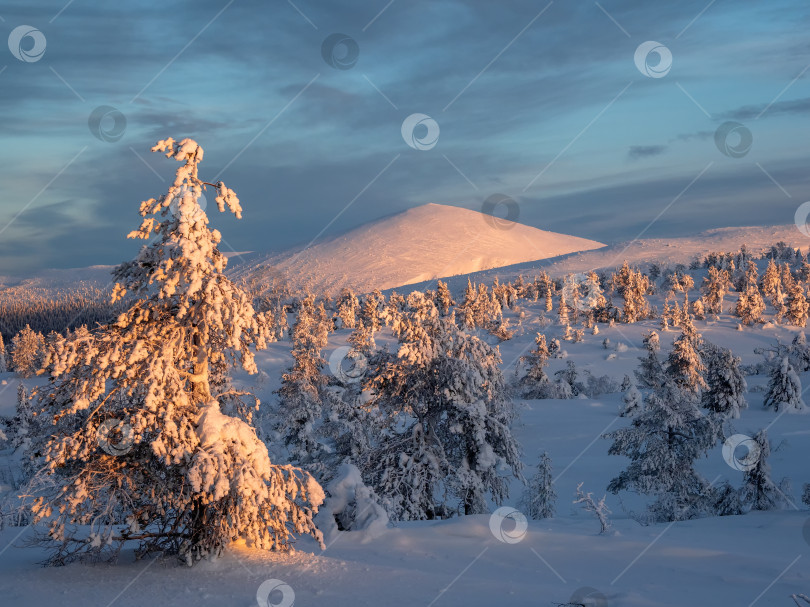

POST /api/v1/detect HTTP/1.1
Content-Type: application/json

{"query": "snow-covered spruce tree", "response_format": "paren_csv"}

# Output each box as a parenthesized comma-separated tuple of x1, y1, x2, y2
(11, 383, 32, 451)
(760, 258, 782, 306)
(364, 292, 522, 519)
(606, 377, 718, 522)
(786, 282, 810, 327)
(458, 279, 478, 329)
(791, 332, 810, 372)
(521, 452, 556, 519)
(611, 261, 651, 323)
(620, 381, 642, 417)
(763, 356, 806, 413)
(555, 360, 584, 397)
(735, 285, 765, 325)
(558, 290, 570, 325)
(276, 294, 331, 471)
(518, 332, 552, 398)
(435, 280, 455, 317)
(666, 316, 707, 400)
(739, 430, 788, 511)
(335, 288, 359, 330)
(10, 324, 45, 378)
(0, 332, 7, 373)
(360, 289, 385, 332)
(702, 347, 747, 420)
(802, 483, 810, 508)
(701, 266, 731, 315)
(635, 330, 666, 391)
(24, 138, 324, 565)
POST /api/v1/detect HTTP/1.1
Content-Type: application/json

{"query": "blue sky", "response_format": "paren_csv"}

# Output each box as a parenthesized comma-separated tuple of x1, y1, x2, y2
(0, 0, 808, 275)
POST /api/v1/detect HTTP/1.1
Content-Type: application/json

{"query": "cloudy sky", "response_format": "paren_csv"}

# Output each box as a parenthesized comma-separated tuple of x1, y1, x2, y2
(0, 0, 808, 275)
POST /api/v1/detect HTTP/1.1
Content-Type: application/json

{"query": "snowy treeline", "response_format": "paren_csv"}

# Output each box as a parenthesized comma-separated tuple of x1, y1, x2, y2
(0, 282, 127, 336)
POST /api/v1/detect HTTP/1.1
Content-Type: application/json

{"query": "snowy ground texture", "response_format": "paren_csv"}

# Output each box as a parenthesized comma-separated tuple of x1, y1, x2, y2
(2, 275, 810, 607)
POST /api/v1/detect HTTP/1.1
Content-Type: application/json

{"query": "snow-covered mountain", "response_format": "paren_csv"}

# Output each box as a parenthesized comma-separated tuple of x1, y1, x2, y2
(231, 203, 605, 294)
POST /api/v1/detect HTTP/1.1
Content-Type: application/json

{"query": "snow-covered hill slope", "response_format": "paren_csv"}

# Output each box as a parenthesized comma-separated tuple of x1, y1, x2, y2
(231, 203, 605, 295)
(402, 223, 810, 295)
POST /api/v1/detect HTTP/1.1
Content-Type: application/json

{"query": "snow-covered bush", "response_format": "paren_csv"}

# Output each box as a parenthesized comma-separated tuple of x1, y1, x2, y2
(23, 138, 324, 566)
(316, 462, 388, 542)
(713, 481, 744, 516)
(574, 482, 611, 533)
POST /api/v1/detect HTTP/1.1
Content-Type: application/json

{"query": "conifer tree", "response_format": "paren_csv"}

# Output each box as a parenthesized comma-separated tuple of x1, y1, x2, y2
(558, 290, 570, 325)
(666, 316, 707, 399)
(740, 430, 788, 511)
(435, 280, 455, 317)
(701, 266, 731, 315)
(24, 138, 323, 565)
(10, 324, 45, 378)
(735, 285, 765, 325)
(518, 333, 551, 398)
(365, 292, 522, 519)
(606, 378, 717, 522)
(459, 279, 478, 329)
(763, 356, 806, 412)
(620, 381, 642, 417)
(522, 452, 556, 519)
(12, 383, 32, 451)
(277, 295, 331, 469)
(702, 347, 747, 420)
(335, 288, 359, 329)
(786, 282, 809, 327)
(635, 331, 666, 390)
(759, 258, 782, 305)
(360, 290, 385, 333)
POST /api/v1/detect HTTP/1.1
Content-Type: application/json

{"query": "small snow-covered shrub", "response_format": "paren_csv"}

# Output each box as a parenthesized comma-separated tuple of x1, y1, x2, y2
(316, 462, 388, 542)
